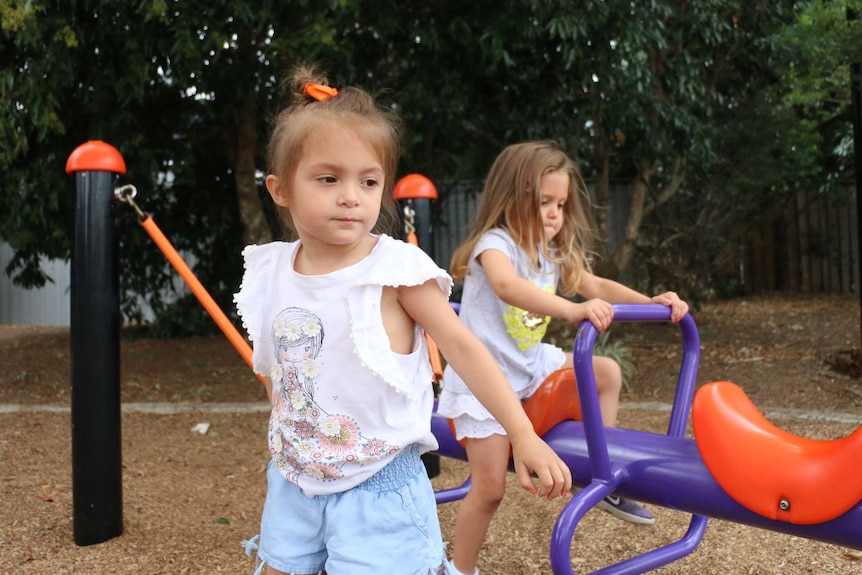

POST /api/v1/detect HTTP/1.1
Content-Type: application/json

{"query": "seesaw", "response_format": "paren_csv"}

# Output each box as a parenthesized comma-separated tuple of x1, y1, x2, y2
(429, 304, 862, 575)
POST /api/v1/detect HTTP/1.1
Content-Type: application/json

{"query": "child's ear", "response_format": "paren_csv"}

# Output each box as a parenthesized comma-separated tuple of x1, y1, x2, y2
(266, 175, 289, 207)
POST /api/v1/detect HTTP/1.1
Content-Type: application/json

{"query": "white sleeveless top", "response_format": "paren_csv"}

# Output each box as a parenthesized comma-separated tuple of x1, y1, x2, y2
(234, 234, 452, 496)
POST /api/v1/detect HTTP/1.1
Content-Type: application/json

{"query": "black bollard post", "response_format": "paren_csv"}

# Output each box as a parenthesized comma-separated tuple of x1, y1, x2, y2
(395, 173, 438, 256)
(65, 141, 126, 546)
(395, 174, 441, 479)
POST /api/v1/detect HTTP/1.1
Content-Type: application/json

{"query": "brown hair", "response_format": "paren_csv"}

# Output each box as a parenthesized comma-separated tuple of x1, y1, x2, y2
(266, 64, 402, 239)
(450, 141, 596, 296)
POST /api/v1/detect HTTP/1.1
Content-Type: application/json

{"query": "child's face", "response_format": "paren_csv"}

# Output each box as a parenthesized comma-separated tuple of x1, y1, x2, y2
(539, 170, 569, 242)
(268, 125, 384, 251)
(282, 343, 310, 363)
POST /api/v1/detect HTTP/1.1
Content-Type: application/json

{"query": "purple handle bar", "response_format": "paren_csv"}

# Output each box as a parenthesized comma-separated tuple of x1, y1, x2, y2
(430, 304, 862, 574)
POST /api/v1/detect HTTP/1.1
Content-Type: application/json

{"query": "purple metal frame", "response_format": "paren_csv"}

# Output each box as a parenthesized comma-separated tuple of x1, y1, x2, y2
(430, 304, 862, 574)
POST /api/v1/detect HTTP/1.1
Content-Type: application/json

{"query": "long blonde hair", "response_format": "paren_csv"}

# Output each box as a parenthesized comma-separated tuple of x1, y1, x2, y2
(266, 64, 402, 239)
(451, 141, 596, 296)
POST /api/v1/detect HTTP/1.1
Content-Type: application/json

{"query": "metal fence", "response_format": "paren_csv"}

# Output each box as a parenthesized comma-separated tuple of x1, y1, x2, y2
(435, 181, 860, 297)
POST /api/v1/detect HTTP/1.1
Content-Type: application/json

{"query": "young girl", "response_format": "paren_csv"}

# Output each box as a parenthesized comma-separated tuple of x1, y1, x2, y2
(436, 141, 689, 575)
(235, 68, 572, 575)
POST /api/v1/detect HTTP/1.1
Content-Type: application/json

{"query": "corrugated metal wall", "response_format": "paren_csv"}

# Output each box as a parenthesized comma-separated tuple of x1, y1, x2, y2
(0, 243, 184, 327)
(0, 243, 71, 326)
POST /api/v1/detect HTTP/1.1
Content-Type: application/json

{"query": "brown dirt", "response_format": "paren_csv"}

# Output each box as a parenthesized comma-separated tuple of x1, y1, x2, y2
(2, 294, 862, 574)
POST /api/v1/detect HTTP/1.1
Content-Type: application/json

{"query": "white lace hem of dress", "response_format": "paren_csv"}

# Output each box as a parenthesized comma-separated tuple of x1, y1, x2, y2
(437, 373, 549, 440)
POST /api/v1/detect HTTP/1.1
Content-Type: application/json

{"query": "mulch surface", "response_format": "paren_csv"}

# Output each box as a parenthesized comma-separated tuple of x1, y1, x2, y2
(2, 294, 862, 574)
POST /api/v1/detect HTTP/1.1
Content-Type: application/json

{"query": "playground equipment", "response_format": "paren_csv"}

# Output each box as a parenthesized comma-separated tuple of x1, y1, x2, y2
(67, 141, 862, 573)
(394, 172, 438, 257)
(65, 141, 126, 546)
(65, 141, 265, 546)
(430, 304, 862, 574)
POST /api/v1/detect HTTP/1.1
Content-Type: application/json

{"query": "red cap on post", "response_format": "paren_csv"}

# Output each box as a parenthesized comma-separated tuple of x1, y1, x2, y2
(394, 173, 437, 200)
(66, 141, 127, 175)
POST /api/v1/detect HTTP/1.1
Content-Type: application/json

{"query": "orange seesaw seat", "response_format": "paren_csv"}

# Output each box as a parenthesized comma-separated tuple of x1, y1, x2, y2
(522, 368, 583, 436)
(692, 380, 862, 525)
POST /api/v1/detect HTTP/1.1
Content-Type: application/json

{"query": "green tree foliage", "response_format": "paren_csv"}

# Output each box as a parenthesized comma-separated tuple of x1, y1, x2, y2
(773, 0, 861, 189)
(2, 1, 857, 332)
(646, 0, 862, 300)
(1, 0, 349, 326)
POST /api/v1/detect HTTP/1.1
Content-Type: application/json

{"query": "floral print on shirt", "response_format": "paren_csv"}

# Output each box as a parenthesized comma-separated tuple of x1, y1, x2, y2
(268, 307, 397, 485)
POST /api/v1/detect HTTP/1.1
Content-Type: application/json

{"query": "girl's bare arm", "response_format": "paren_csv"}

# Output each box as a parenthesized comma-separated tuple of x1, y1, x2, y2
(578, 273, 689, 321)
(397, 279, 572, 499)
(479, 250, 579, 317)
(479, 249, 609, 326)
(483, 250, 687, 325)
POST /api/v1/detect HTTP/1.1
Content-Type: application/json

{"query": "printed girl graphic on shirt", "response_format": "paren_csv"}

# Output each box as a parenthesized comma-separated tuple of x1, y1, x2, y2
(268, 307, 396, 485)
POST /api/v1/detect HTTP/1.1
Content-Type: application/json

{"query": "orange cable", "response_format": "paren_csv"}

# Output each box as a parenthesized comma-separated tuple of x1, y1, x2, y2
(139, 216, 263, 383)
(406, 231, 445, 382)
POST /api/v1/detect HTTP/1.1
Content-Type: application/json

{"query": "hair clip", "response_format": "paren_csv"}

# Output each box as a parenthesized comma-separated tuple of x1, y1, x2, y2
(304, 83, 338, 102)
(524, 180, 532, 194)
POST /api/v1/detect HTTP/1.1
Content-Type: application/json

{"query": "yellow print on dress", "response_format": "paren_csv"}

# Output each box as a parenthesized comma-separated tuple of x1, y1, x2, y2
(503, 284, 554, 350)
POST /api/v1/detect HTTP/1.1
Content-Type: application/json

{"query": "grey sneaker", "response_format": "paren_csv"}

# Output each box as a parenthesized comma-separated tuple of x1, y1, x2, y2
(596, 495, 655, 525)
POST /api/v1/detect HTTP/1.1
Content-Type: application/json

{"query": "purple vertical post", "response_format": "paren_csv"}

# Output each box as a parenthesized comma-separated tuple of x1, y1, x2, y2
(65, 141, 127, 546)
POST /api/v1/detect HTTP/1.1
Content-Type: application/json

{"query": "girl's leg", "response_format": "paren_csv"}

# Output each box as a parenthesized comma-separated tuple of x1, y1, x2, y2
(593, 355, 622, 427)
(450, 434, 511, 575)
(562, 353, 654, 524)
(562, 353, 622, 427)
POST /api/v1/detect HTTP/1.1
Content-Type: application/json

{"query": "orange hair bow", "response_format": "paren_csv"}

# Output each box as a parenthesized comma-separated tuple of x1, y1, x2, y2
(304, 83, 338, 101)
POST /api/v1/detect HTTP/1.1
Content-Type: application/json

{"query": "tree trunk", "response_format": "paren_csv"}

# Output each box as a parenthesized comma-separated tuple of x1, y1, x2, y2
(613, 157, 686, 274)
(592, 126, 612, 256)
(614, 166, 650, 274)
(235, 93, 271, 247)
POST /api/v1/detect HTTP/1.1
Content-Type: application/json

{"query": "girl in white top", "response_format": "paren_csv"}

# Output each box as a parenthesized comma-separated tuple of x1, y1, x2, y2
(436, 141, 688, 575)
(235, 67, 571, 575)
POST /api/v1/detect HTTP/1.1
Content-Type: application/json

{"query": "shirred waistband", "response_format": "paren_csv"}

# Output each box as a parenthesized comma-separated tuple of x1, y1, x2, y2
(354, 444, 422, 493)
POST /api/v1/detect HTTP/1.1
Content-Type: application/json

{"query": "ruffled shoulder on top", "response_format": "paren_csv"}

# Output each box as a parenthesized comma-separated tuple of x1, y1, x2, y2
(357, 235, 453, 295)
(233, 241, 296, 345)
(347, 235, 453, 400)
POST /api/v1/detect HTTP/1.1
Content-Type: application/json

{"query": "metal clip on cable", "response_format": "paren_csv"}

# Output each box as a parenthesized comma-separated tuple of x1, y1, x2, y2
(402, 205, 416, 235)
(113, 184, 146, 219)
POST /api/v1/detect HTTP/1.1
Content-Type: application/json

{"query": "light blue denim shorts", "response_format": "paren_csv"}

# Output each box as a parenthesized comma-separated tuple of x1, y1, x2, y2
(244, 444, 447, 575)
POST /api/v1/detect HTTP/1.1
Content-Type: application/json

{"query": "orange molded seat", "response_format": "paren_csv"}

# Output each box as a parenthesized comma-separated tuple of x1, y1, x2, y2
(522, 368, 583, 436)
(692, 380, 862, 525)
